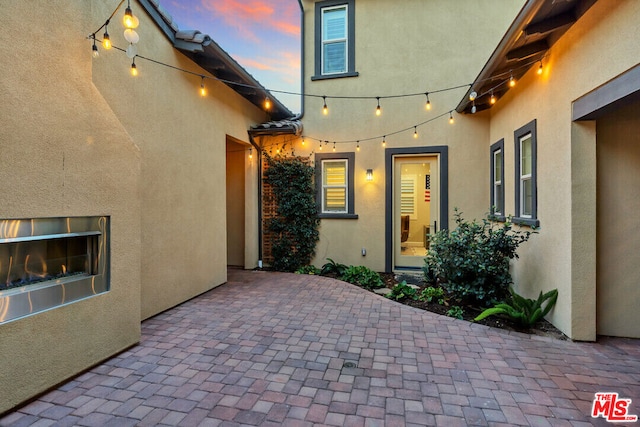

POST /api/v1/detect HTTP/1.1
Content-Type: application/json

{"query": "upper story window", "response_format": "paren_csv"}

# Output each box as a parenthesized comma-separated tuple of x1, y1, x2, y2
(490, 139, 505, 220)
(315, 152, 358, 219)
(313, 0, 358, 80)
(514, 120, 539, 227)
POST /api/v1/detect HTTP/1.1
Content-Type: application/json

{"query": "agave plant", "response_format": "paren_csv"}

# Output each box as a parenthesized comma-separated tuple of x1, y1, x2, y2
(474, 287, 558, 328)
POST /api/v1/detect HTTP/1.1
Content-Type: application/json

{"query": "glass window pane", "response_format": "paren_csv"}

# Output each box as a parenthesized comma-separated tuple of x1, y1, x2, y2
(494, 151, 502, 180)
(324, 188, 346, 211)
(323, 161, 346, 186)
(323, 7, 346, 40)
(323, 42, 346, 74)
(495, 184, 503, 214)
(521, 136, 532, 176)
(522, 178, 532, 216)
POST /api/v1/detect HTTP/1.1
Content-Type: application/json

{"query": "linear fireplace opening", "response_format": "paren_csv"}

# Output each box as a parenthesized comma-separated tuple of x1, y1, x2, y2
(0, 217, 109, 323)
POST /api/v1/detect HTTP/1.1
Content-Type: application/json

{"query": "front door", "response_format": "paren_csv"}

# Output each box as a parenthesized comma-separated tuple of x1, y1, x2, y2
(393, 155, 439, 270)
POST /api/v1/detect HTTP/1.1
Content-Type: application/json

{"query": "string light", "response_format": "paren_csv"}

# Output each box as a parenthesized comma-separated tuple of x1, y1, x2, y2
(509, 71, 516, 87)
(449, 111, 454, 124)
(103, 23, 111, 50)
(264, 96, 271, 110)
(382, 136, 386, 147)
(375, 97, 381, 116)
(130, 57, 138, 76)
(425, 93, 431, 110)
(301, 137, 305, 146)
(471, 102, 477, 114)
(200, 76, 206, 96)
(490, 91, 496, 104)
(249, 148, 253, 159)
(469, 90, 477, 101)
(92, 37, 99, 58)
(356, 141, 360, 151)
(537, 60, 543, 75)
(333, 142, 336, 152)
(322, 96, 328, 115)
(413, 126, 418, 139)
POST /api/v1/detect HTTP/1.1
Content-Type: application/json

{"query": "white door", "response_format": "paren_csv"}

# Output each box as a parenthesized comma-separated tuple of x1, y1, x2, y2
(393, 155, 439, 270)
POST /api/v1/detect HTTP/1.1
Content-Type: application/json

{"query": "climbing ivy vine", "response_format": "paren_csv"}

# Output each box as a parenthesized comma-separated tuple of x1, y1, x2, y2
(263, 154, 320, 272)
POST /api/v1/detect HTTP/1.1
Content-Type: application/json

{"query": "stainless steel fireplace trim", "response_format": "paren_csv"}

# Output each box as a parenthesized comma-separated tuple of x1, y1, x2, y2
(0, 216, 110, 324)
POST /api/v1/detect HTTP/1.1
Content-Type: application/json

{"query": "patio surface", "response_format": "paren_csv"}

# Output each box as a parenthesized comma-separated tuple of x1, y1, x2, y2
(2, 269, 640, 426)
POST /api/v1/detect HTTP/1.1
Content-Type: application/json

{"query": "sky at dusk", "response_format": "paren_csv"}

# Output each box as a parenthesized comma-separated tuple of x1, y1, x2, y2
(160, 0, 302, 113)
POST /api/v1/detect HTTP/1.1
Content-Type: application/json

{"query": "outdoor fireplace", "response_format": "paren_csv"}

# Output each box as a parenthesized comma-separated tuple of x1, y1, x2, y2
(0, 216, 109, 323)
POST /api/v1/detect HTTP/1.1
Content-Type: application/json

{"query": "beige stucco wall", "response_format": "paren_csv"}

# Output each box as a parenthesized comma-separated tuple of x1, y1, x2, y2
(596, 100, 640, 338)
(0, 1, 142, 413)
(90, 3, 266, 319)
(487, 0, 640, 340)
(287, 0, 525, 270)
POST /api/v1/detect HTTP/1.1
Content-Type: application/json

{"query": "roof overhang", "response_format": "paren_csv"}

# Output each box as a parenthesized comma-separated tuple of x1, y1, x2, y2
(138, 0, 293, 121)
(249, 119, 303, 137)
(456, 0, 596, 115)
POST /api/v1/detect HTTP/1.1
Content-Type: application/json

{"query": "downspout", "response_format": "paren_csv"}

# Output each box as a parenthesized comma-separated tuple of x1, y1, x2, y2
(293, 0, 305, 120)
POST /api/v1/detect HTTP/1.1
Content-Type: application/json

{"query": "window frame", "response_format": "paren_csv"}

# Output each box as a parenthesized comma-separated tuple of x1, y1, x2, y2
(315, 152, 358, 219)
(513, 120, 539, 227)
(490, 139, 505, 221)
(313, 0, 358, 80)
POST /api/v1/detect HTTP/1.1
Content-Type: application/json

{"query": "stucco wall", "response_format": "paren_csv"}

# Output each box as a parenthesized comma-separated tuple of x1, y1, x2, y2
(487, 0, 640, 340)
(596, 100, 640, 338)
(90, 3, 266, 319)
(0, 1, 142, 413)
(290, 0, 524, 271)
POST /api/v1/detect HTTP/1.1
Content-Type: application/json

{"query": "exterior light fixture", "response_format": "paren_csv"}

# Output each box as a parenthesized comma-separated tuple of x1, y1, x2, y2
(130, 57, 138, 76)
(490, 91, 496, 104)
(471, 102, 477, 114)
(449, 111, 454, 124)
(249, 148, 253, 159)
(537, 60, 543, 75)
(356, 141, 360, 151)
(375, 97, 381, 116)
(322, 96, 328, 115)
(102, 24, 111, 50)
(92, 37, 99, 58)
(509, 71, 516, 87)
(469, 90, 477, 101)
(366, 169, 373, 182)
(413, 126, 418, 139)
(425, 92, 431, 110)
(382, 136, 386, 147)
(200, 76, 206, 96)
(333, 142, 336, 152)
(264, 96, 271, 110)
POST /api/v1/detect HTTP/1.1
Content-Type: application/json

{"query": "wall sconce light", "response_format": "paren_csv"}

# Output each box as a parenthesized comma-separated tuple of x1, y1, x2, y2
(366, 169, 373, 182)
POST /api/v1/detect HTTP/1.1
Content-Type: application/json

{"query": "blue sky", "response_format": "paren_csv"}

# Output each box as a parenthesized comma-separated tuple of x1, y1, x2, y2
(160, 0, 302, 113)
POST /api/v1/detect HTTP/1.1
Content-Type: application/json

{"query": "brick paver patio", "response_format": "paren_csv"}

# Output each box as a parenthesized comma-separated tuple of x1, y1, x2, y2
(2, 269, 639, 426)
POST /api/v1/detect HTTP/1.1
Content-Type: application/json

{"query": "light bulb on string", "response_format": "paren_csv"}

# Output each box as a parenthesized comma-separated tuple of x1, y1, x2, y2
(130, 57, 138, 76)
(322, 96, 328, 115)
(102, 24, 111, 50)
(425, 92, 431, 110)
(264, 96, 271, 110)
(375, 97, 381, 116)
(490, 91, 496, 105)
(249, 148, 253, 159)
(200, 76, 206, 96)
(413, 126, 418, 139)
(537, 60, 543, 75)
(449, 111, 454, 124)
(471, 102, 477, 114)
(301, 137, 305, 146)
(319, 142, 323, 151)
(356, 141, 360, 152)
(382, 136, 386, 147)
(509, 71, 516, 87)
(333, 142, 336, 152)
(469, 89, 477, 101)
(92, 37, 99, 58)
(123, 1, 138, 29)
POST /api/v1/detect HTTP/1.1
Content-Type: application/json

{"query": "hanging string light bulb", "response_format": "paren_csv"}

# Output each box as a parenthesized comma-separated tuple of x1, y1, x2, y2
(92, 37, 99, 58)
(301, 137, 305, 146)
(425, 92, 431, 110)
(200, 76, 206, 96)
(382, 136, 386, 147)
(333, 142, 336, 152)
(322, 96, 328, 115)
(469, 89, 477, 101)
(249, 148, 253, 159)
(471, 102, 477, 114)
(356, 141, 360, 152)
(537, 60, 543, 75)
(123, 0, 137, 29)
(413, 126, 418, 139)
(102, 22, 111, 50)
(375, 97, 382, 116)
(490, 91, 497, 105)
(449, 111, 454, 124)
(509, 71, 516, 87)
(130, 57, 138, 76)
(264, 96, 272, 110)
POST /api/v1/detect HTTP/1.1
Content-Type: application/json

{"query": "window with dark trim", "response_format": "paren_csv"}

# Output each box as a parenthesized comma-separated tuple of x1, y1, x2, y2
(490, 139, 505, 221)
(312, 0, 358, 80)
(514, 120, 539, 227)
(315, 152, 358, 219)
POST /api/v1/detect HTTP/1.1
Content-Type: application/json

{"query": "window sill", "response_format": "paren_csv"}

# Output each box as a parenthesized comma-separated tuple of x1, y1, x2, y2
(318, 213, 359, 219)
(311, 71, 359, 81)
(489, 214, 507, 223)
(512, 217, 540, 228)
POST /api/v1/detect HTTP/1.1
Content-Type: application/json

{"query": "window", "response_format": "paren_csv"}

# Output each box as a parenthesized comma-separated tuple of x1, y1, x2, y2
(514, 120, 539, 226)
(490, 139, 505, 220)
(315, 152, 357, 218)
(400, 175, 418, 219)
(313, 0, 358, 80)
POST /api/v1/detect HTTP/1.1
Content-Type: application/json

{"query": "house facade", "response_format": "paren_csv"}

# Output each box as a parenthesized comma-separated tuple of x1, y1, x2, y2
(0, 0, 277, 414)
(258, 0, 639, 341)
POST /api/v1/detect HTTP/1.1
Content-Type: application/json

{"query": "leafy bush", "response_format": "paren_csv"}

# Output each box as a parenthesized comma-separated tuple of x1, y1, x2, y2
(263, 155, 320, 272)
(425, 209, 535, 306)
(386, 281, 418, 301)
(341, 265, 384, 289)
(446, 306, 464, 319)
(320, 258, 348, 277)
(419, 286, 445, 305)
(295, 265, 321, 275)
(474, 288, 558, 328)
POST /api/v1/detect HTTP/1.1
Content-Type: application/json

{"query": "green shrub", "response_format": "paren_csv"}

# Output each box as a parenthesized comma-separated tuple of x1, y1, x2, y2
(263, 155, 320, 272)
(386, 281, 418, 301)
(320, 258, 348, 277)
(446, 306, 464, 320)
(295, 265, 321, 275)
(419, 286, 445, 304)
(341, 265, 384, 289)
(425, 209, 535, 306)
(474, 288, 558, 328)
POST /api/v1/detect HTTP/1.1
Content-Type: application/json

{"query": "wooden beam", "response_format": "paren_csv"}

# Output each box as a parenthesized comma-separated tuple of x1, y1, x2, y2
(524, 11, 575, 35)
